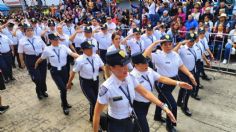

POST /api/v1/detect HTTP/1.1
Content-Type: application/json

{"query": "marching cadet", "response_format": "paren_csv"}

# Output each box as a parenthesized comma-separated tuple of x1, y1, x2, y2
(107, 33, 133, 70)
(56, 25, 77, 80)
(198, 28, 213, 81)
(41, 21, 57, 46)
(93, 50, 176, 132)
(121, 27, 145, 55)
(141, 24, 157, 50)
(173, 33, 197, 116)
(18, 23, 48, 100)
(130, 52, 192, 132)
(0, 27, 15, 83)
(192, 30, 211, 100)
(93, 24, 112, 79)
(31, 18, 42, 37)
(93, 24, 112, 63)
(69, 24, 84, 54)
(2, 22, 18, 68)
(62, 19, 75, 36)
(143, 35, 197, 132)
(67, 41, 105, 121)
(35, 33, 79, 115)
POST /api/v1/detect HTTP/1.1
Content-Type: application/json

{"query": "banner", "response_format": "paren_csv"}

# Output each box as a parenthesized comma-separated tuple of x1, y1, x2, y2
(4, 0, 21, 6)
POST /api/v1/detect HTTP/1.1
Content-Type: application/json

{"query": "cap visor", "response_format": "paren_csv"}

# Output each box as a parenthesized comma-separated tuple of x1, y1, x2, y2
(121, 57, 131, 66)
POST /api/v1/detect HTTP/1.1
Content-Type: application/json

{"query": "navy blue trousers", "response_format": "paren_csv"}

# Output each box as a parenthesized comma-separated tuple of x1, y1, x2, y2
(79, 76, 99, 120)
(108, 116, 134, 132)
(25, 54, 47, 96)
(133, 100, 151, 132)
(0, 52, 13, 81)
(177, 71, 194, 109)
(154, 77, 178, 128)
(50, 66, 69, 108)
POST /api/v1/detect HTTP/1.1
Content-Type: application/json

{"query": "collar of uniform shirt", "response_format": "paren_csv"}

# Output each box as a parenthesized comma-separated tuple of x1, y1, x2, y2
(83, 53, 94, 59)
(111, 74, 128, 87)
(133, 67, 149, 77)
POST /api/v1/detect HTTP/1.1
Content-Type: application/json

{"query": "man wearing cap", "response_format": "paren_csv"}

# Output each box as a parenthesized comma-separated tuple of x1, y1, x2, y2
(121, 28, 145, 55)
(67, 41, 105, 121)
(35, 33, 79, 115)
(31, 18, 42, 36)
(2, 22, 18, 68)
(141, 24, 157, 50)
(93, 49, 177, 132)
(93, 24, 112, 63)
(18, 23, 48, 100)
(143, 35, 196, 132)
(130, 52, 192, 132)
(63, 19, 75, 36)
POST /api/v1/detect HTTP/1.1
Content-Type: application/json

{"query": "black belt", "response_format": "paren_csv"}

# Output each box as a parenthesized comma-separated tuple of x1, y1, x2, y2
(50, 65, 67, 70)
(170, 76, 178, 80)
(79, 76, 98, 81)
(108, 115, 131, 122)
(25, 54, 42, 57)
(0, 51, 11, 55)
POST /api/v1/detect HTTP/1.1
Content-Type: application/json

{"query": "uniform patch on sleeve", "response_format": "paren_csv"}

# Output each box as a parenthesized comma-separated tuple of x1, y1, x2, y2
(99, 86, 108, 97)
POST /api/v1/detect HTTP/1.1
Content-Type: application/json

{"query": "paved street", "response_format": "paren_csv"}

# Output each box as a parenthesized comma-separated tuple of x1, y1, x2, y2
(0, 68, 236, 132)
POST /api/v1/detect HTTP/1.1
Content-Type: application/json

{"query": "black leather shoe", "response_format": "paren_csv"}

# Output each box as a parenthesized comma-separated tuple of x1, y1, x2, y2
(61, 103, 72, 109)
(42, 92, 49, 97)
(166, 126, 177, 132)
(202, 76, 211, 81)
(192, 95, 201, 100)
(66, 104, 72, 109)
(37, 95, 43, 100)
(154, 117, 166, 123)
(0, 105, 10, 114)
(181, 107, 192, 117)
(63, 108, 69, 115)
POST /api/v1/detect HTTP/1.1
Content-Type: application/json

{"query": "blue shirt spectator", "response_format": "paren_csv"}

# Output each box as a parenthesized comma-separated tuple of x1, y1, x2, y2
(185, 15, 199, 31)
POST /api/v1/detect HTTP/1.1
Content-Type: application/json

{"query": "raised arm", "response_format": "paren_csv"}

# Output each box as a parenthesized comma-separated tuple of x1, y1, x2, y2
(143, 40, 166, 57)
(120, 33, 135, 45)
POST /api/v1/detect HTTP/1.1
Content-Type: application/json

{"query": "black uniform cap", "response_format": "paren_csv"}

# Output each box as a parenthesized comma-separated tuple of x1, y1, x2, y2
(81, 41, 95, 49)
(106, 50, 131, 66)
(131, 52, 150, 64)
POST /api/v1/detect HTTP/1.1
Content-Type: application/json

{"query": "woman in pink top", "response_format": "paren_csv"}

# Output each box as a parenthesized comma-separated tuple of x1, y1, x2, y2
(178, 8, 186, 23)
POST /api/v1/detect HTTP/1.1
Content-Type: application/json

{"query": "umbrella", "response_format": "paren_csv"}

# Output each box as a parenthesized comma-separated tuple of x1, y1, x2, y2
(0, 4, 10, 11)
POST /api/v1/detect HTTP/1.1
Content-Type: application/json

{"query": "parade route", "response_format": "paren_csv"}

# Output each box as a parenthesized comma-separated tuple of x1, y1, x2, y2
(0, 68, 235, 132)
